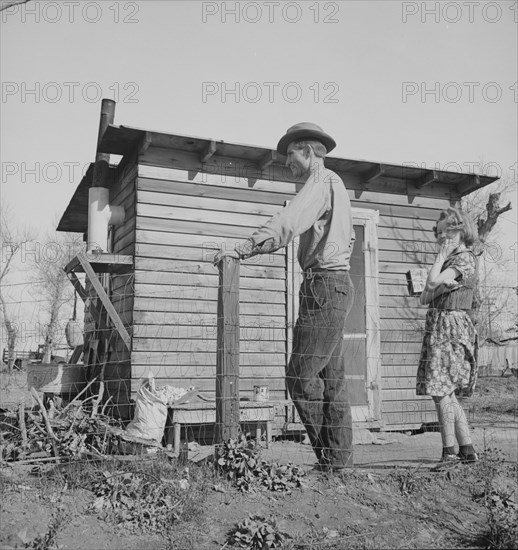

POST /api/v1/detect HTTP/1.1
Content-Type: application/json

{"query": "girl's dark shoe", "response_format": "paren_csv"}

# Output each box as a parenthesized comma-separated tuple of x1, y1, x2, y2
(458, 451, 478, 463)
(440, 453, 460, 463)
(432, 453, 460, 471)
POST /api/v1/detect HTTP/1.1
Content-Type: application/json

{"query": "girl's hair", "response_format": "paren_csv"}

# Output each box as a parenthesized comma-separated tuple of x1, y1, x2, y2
(433, 207, 478, 246)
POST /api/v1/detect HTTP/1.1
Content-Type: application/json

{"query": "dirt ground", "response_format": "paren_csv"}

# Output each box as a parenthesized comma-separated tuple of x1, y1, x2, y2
(1, 371, 517, 550)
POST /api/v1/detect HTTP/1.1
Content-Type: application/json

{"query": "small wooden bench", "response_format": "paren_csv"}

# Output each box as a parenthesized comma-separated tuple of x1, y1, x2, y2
(165, 401, 277, 453)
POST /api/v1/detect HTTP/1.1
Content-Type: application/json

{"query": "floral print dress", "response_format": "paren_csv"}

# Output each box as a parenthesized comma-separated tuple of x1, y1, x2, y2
(416, 250, 479, 398)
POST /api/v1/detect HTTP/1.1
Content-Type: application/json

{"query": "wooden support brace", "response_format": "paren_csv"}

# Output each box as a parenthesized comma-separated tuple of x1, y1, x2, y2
(201, 140, 217, 163)
(363, 164, 386, 185)
(259, 150, 278, 171)
(138, 131, 152, 156)
(415, 170, 438, 189)
(215, 256, 240, 443)
(74, 253, 131, 352)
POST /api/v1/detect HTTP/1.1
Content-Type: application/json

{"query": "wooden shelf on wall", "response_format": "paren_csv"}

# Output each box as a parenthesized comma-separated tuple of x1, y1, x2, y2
(65, 252, 133, 274)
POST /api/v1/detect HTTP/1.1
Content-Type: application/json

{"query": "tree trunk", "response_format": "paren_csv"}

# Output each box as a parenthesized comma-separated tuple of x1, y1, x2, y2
(477, 192, 512, 242)
(0, 293, 17, 373)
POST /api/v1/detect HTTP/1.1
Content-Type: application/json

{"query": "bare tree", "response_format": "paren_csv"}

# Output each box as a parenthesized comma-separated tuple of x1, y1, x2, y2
(462, 168, 516, 341)
(0, 204, 33, 372)
(30, 232, 83, 363)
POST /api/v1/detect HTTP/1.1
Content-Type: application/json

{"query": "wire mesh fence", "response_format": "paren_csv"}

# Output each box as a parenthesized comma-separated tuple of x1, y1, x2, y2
(1, 263, 516, 471)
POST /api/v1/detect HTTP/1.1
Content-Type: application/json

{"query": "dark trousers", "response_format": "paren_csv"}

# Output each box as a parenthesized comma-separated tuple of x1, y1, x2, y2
(286, 271, 354, 467)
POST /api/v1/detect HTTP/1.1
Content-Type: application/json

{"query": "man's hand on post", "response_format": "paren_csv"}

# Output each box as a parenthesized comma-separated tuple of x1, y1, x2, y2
(213, 248, 240, 265)
(235, 238, 254, 260)
(213, 238, 255, 265)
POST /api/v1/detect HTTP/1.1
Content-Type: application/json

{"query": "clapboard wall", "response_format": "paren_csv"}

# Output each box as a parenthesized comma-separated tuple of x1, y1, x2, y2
(350, 193, 452, 429)
(129, 148, 296, 406)
(105, 153, 138, 417)
(105, 142, 455, 430)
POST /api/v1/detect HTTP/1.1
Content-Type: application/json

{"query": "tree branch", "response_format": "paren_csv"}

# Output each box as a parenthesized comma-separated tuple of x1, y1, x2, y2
(477, 193, 513, 242)
(0, 0, 31, 12)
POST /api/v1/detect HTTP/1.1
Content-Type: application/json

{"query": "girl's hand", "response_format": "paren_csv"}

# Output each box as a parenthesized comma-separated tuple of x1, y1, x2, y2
(438, 239, 457, 259)
(441, 278, 459, 289)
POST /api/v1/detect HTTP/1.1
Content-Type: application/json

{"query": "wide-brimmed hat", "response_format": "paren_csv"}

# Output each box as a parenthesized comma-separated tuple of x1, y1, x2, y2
(276, 122, 336, 156)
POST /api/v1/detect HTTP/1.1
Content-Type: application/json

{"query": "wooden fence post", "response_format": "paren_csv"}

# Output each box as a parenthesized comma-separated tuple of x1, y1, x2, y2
(216, 256, 240, 443)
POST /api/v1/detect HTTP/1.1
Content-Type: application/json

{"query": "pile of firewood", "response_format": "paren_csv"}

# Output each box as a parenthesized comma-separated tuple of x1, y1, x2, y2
(0, 378, 126, 464)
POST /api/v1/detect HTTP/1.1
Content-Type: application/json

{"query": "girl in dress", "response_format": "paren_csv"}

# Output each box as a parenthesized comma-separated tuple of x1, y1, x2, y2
(416, 207, 479, 463)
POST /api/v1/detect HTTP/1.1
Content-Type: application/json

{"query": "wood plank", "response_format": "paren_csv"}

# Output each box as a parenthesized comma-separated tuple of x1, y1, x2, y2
(136, 228, 261, 249)
(380, 295, 421, 308)
(381, 353, 421, 366)
(111, 172, 136, 209)
(382, 364, 421, 377)
(378, 307, 427, 320)
(132, 337, 285, 354)
(135, 242, 285, 268)
(378, 249, 436, 265)
(113, 224, 137, 253)
(378, 225, 435, 242)
(128, 283, 285, 305)
(350, 190, 451, 210)
(379, 239, 437, 255)
(132, 297, 285, 317)
(137, 151, 462, 202)
(112, 154, 138, 194)
(134, 257, 285, 280)
(138, 150, 303, 195)
(134, 271, 286, 291)
(379, 216, 436, 231)
(132, 324, 286, 341)
(200, 139, 217, 163)
(131, 352, 285, 367)
(381, 377, 418, 390)
(350, 201, 441, 221)
(138, 186, 282, 217)
(137, 202, 272, 229)
(129, 377, 287, 393)
(382, 401, 435, 416)
(381, 341, 422, 355)
(137, 216, 257, 239)
(215, 257, 240, 442)
(379, 264, 431, 277)
(381, 388, 431, 401)
(363, 208, 382, 422)
(379, 283, 413, 297)
(131, 364, 285, 379)
(380, 316, 426, 332)
(381, 330, 423, 344)
(380, 318, 425, 331)
(350, 176, 455, 201)
(133, 310, 286, 327)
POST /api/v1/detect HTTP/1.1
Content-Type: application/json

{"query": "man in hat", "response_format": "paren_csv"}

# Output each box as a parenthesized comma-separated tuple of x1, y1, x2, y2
(215, 123, 355, 471)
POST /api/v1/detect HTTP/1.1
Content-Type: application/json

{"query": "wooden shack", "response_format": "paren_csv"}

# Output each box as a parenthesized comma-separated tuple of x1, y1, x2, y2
(57, 101, 497, 432)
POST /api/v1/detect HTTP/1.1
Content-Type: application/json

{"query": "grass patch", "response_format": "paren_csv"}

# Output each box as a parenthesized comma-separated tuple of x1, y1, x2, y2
(473, 376, 518, 423)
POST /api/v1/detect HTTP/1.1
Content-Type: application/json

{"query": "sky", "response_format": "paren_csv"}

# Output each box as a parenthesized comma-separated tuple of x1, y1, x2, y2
(1, 0, 517, 344)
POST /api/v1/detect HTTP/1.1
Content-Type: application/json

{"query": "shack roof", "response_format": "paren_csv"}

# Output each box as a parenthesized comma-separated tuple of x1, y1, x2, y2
(57, 124, 498, 233)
